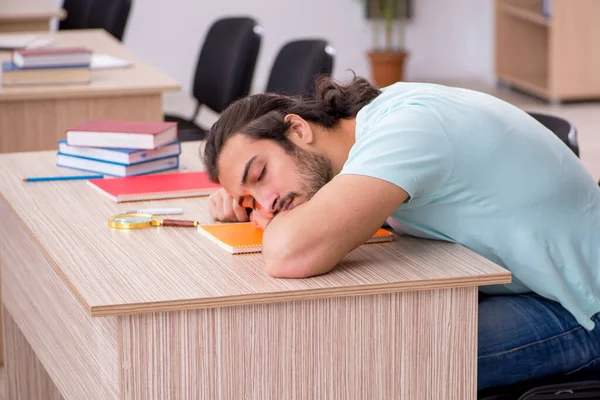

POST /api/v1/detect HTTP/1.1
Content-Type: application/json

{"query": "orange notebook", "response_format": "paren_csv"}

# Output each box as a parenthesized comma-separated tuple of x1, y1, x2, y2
(87, 171, 221, 202)
(197, 222, 394, 254)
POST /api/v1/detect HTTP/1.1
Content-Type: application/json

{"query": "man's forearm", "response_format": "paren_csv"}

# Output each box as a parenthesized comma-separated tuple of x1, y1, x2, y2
(261, 207, 337, 278)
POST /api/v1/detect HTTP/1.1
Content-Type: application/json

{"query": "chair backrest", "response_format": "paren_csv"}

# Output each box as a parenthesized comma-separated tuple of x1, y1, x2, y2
(59, 0, 94, 30)
(192, 17, 262, 114)
(527, 111, 580, 158)
(266, 39, 335, 97)
(86, 0, 132, 41)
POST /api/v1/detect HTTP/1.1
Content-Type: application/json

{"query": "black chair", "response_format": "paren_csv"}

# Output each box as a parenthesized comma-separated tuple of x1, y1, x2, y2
(478, 113, 600, 399)
(478, 370, 600, 399)
(528, 111, 580, 157)
(165, 17, 262, 142)
(265, 39, 335, 97)
(86, 0, 132, 42)
(59, 0, 93, 30)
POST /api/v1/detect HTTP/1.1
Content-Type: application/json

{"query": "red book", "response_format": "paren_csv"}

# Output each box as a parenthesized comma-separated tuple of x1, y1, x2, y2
(87, 171, 221, 202)
(67, 120, 178, 150)
(12, 47, 93, 68)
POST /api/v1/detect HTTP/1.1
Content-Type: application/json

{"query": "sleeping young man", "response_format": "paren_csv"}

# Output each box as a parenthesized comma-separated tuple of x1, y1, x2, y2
(202, 75, 600, 389)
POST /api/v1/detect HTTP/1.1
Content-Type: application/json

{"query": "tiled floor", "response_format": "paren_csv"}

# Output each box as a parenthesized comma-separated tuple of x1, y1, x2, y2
(0, 81, 597, 399)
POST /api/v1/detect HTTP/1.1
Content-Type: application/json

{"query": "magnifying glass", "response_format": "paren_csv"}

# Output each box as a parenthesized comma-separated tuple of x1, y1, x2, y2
(108, 213, 199, 229)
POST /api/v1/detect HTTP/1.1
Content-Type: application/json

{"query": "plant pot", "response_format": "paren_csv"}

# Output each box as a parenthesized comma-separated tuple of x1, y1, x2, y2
(367, 50, 408, 88)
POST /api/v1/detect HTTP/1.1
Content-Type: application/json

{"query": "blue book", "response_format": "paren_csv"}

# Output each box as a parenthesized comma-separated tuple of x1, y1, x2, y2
(541, 0, 551, 18)
(57, 140, 181, 165)
(56, 153, 180, 177)
(2, 61, 90, 71)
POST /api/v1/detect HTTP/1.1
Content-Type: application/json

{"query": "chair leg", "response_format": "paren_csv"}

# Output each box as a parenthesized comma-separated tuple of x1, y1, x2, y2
(192, 104, 201, 122)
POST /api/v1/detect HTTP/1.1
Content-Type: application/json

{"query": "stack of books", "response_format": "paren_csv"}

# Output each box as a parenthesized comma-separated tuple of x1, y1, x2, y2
(1, 47, 92, 87)
(57, 120, 181, 177)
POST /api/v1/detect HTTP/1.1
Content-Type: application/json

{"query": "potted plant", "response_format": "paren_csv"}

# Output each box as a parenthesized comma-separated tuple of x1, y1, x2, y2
(363, 0, 411, 87)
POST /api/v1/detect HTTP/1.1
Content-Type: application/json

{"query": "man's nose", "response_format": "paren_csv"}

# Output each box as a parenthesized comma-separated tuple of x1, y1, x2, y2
(255, 193, 279, 216)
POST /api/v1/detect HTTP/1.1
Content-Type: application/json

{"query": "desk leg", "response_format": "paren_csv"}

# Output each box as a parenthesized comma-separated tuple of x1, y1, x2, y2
(3, 309, 63, 400)
(120, 287, 478, 399)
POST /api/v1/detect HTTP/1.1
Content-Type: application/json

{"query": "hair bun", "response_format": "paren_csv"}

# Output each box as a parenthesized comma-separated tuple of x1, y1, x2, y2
(313, 74, 381, 120)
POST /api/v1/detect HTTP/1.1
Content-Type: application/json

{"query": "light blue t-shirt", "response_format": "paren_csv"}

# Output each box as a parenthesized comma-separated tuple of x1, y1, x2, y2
(340, 82, 600, 330)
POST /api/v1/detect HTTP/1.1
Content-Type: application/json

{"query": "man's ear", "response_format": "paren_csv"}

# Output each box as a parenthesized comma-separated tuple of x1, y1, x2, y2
(285, 114, 314, 146)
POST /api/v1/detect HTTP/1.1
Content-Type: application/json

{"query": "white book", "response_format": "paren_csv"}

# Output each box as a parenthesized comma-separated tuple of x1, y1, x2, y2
(66, 120, 178, 150)
(12, 49, 92, 68)
(57, 154, 180, 177)
(90, 54, 133, 70)
(57, 140, 181, 165)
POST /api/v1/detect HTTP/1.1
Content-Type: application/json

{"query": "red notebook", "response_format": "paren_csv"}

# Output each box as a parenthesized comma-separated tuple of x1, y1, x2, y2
(87, 171, 221, 202)
(66, 120, 178, 150)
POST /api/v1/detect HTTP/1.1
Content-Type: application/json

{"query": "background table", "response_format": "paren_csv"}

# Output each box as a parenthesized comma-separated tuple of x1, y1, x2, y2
(0, 0, 65, 33)
(0, 143, 511, 399)
(0, 29, 180, 154)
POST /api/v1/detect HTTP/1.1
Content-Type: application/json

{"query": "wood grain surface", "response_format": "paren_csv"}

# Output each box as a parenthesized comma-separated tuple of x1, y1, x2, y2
(0, 200, 119, 399)
(0, 0, 65, 21)
(0, 21, 50, 33)
(120, 287, 478, 400)
(0, 94, 164, 153)
(0, 142, 510, 317)
(3, 312, 64, 400)
(549, 0, 600, 99)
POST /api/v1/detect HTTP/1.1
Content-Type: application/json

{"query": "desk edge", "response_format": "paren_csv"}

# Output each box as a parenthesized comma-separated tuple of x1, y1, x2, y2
(0, 10, 65, 21)
(0, 183, 511, 320)
(89, 272, 512, 317)
(0, 84, 182, 102)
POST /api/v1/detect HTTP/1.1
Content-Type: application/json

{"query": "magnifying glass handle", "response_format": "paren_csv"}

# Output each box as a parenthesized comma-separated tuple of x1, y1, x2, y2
(160, 219, 199, 227)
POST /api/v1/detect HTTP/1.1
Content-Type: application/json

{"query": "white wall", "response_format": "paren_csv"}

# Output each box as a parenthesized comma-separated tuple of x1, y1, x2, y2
(122, 0, 372, 94)
(51, 0, 495, 95)
(405, 0, 494, 84)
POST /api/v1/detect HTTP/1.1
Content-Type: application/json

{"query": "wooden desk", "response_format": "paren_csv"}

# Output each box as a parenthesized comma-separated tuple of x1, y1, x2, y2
(0, 29, 180, 154)
(0, 0, 65, 33)
(0, 143, 511, 399)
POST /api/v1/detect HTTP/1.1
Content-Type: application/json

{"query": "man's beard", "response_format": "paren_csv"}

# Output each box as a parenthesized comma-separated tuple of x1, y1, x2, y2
(272, 145, 334, 216)
(292, 146, 334, 202)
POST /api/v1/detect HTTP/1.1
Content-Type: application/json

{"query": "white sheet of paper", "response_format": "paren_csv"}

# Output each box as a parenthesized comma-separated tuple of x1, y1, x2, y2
(0, 34, 39, 50)
(25, 38, 55, 49)
(90, 54, 134, 69)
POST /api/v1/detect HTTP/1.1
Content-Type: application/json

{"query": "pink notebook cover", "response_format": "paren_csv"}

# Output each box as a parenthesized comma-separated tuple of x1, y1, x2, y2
(68, 120, 176, 135)
(87, 171, 221, 202)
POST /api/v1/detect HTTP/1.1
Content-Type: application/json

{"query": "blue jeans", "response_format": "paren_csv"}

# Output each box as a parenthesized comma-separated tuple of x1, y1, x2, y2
(478, 292, 600, 390)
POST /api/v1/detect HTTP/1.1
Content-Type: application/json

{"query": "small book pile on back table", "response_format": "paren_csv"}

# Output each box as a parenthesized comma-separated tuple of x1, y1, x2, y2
(1, 47, 92, 87)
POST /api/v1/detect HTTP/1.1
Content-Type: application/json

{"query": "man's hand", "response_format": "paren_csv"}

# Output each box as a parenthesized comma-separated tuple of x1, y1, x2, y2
(208, 188, 250, 222)
(250, 209, 273, 230)
(209, 188, 276, 229)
